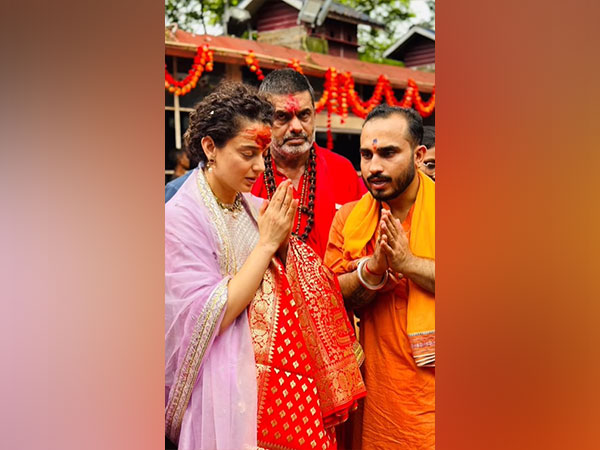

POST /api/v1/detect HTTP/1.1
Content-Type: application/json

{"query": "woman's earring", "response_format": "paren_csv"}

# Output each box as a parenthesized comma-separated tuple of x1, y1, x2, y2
(207, 158, 215, 172)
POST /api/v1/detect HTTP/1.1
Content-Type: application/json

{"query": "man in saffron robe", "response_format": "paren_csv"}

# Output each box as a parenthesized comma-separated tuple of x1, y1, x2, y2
(252, 69, 366, 259)
(324, 105, 435, 449)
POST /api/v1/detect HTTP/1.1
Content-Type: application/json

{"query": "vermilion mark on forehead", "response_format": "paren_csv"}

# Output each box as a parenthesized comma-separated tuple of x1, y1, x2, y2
(284, 94, 300, 114)
(372, 138, 378, 151)
(254, 127, 272, 150)
(243, 126, 272, 150)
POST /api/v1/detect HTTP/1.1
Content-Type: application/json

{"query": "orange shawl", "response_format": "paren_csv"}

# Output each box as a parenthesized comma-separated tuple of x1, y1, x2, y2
(341, 170, 435, 367)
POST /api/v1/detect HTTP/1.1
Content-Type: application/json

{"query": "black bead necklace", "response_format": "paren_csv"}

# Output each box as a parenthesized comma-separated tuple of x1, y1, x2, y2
(263, 146, 316, 242)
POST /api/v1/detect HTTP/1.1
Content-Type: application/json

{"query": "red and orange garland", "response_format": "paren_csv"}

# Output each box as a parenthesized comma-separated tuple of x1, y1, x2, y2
(245, 50, 265, 80)
(313, 69, 435, 149)
(287, 58, 304, 74)
(165, 45, 214, 96)
(324, 67, 338, 149)
(165, 45, 435, 149)
(317, 69, 435, 119)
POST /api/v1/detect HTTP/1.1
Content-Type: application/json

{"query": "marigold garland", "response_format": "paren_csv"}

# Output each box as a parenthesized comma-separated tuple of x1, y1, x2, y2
(312, 69, 435, 149)
(287, 58, 304, 74)
(316, 70, 435, 119)
(245, 50, 264, 80)
(165, 45, 435, 150)
(325, 67, 339, 149)
(165, 45, 214, 96)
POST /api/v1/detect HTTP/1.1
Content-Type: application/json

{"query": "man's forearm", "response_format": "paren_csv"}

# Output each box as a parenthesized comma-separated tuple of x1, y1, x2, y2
(403, 256, 435, 294)
(337, 271, 377, 310)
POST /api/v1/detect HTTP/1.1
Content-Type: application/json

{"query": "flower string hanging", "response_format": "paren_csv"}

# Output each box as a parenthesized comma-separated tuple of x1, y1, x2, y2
(245, 50, 265, 80)
(287, 58, 304, 74)
(165, 44, 435, 151)
(165, 45, 214, 96)
(312, 70, 435, 149)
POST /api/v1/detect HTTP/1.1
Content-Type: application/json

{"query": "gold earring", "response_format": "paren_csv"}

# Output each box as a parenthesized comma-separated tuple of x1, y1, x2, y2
(207, 158, 215, 172)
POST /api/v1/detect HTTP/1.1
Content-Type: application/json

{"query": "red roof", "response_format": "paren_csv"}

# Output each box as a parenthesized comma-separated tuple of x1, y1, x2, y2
(166, 30, 435, 92)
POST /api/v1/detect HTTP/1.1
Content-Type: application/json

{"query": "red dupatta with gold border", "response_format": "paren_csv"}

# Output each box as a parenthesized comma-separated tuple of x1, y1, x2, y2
(249, 237, 366, 450)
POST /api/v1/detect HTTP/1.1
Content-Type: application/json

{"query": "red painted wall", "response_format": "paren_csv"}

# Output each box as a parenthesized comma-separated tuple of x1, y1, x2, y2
(256, 0, 299, 32)
(404, 40, 435, 67)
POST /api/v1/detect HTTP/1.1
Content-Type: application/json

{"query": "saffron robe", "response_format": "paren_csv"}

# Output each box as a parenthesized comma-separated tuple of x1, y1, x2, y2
(324, 172, 435, 449)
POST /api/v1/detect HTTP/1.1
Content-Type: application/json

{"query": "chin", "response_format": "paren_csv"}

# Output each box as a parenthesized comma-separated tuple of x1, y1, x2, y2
(370, 192, 389, 201)
(280, 142, 312, 156)
(237, 178, 257, 193)
(369, 188, 400, 202)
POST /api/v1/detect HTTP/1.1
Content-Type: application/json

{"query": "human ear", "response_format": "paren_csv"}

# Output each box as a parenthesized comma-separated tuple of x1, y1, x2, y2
(414, 145, 426, 166)
(201, 136, 217, 162)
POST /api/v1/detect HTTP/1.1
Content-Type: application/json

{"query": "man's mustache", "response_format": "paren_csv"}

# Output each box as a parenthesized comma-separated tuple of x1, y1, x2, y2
(283, 133, 308, 143)
(367, 175, 392, 183)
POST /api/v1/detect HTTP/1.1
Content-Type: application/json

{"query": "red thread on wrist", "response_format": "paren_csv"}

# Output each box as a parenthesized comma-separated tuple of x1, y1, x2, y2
(364, 260, 384, 278)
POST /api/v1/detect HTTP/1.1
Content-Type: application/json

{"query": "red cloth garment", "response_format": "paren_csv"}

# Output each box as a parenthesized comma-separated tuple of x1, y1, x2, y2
(249, 237, 366, 450)
(252, 144, 366, 259)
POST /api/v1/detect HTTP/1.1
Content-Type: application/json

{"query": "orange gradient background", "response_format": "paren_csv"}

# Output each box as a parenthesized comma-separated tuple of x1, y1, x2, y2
(1, 0, 599, 449)
(436, 1, 600, 448)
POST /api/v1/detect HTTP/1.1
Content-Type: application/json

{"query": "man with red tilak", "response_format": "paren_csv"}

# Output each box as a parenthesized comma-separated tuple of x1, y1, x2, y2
(253, 69, 366, 259)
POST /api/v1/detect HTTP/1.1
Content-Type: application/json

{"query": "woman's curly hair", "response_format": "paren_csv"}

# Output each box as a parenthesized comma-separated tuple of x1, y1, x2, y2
(183, 81, 274, 164)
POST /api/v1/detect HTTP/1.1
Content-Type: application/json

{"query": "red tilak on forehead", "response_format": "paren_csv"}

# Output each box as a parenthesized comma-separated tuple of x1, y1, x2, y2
(243, 126, 272, 150)
(254, 126, 272, 150)
(372, 138, 378, 151)
(284, 94, 300, 114)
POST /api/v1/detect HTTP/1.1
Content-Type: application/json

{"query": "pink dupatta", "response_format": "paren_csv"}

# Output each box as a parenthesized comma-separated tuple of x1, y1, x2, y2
(165, 170, 259, 450)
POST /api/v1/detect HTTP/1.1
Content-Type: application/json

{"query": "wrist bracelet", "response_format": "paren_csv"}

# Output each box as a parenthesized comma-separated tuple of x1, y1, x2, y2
(364, 259, 385, 278)
(357, 258, 388, 291)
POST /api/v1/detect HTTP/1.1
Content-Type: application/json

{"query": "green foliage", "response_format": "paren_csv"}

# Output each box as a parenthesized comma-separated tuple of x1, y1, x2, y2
(165, 0, 241, 33)
(240, 29, 258, 40)
(359, 54, 405, 67)
(303, 36, 329, 54)
(415, 0, 435, 29)
(165, 0, 435, 61)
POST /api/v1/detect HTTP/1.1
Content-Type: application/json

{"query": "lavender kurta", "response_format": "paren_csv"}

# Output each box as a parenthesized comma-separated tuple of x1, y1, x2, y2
(165, 169, 262, 450)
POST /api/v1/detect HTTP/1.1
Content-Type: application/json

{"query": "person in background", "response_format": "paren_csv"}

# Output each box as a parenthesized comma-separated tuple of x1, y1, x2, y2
(419, 125, 435, 181)
(165, 146, 200, 203)
(168, 147, 190, 180)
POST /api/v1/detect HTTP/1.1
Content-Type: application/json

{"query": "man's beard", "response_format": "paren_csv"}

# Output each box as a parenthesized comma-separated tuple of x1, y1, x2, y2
(271, 130, 315, 157)
(363, 163, 416, 201)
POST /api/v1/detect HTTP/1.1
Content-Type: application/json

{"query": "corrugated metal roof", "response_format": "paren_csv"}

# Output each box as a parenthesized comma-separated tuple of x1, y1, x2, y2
(166, 30, 435, 91)
(238, 0, 383, 27)
(383, 26, 435, 60)
(328, 2, 384, 27)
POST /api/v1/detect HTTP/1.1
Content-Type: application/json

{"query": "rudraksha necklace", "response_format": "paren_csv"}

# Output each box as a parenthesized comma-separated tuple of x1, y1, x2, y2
(263, 146, 316, 242)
